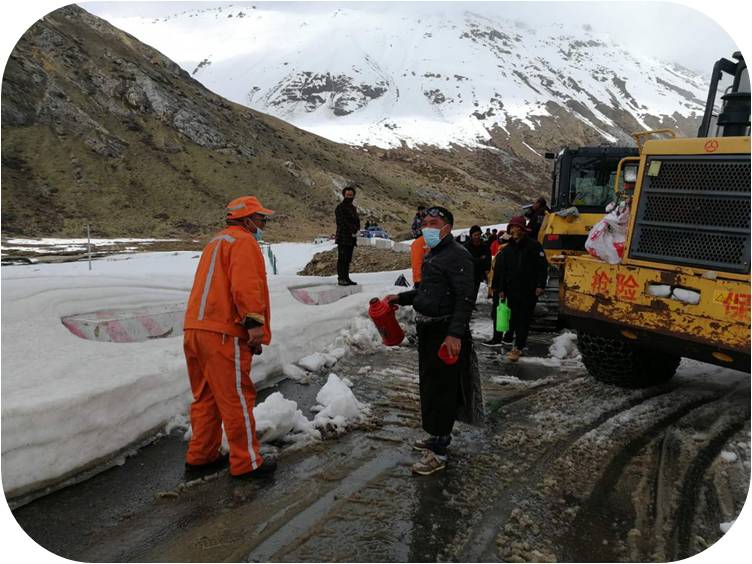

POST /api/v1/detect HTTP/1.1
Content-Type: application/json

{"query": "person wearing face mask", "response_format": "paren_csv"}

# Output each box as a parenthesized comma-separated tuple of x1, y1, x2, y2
(182, 196, 277, 481)
(384, 206, 484, 476)
(335, 185, 361, 286)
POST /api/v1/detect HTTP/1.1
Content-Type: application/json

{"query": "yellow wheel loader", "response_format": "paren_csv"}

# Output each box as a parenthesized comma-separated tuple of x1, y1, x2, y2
(533, 146, 638, 329)
(560, 52, 750, 387)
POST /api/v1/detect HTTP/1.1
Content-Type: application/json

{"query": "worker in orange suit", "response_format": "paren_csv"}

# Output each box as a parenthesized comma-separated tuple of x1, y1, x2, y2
(411, 234, 427, 287)
(182, 196, 277, 480)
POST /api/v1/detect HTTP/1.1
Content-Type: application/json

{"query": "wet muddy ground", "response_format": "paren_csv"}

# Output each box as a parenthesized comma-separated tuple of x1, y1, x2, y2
(12, 303, 750, 562)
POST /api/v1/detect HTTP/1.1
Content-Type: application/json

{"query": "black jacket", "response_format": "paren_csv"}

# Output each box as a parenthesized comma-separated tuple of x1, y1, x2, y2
(492, 236, 548, 299)
(335, 200, 360, 246)
(464, 239, 492, 279)
(397, 235, 475, 337)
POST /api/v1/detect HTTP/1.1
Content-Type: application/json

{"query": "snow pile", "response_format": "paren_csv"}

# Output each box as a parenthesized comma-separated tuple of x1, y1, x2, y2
(312, 373, 370, 432)
(1, 247, 410, 498)
(549, 332, 580, 360)
(298, 352, 339, 372)
(282, 363, 308, 382)
(253, 392, 321, 443)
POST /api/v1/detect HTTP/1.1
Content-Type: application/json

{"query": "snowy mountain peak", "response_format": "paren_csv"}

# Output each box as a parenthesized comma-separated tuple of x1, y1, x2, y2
(93, 4, 708, 149)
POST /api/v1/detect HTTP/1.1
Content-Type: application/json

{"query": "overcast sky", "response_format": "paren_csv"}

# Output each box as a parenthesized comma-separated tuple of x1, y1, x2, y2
(0, 0, 745, 75)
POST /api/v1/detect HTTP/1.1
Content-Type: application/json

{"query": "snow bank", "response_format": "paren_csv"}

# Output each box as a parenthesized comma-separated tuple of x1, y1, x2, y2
(1, 249, 408, 498)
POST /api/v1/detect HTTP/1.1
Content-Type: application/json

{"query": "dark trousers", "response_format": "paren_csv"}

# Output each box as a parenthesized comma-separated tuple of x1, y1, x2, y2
(507, 294, 537, 349)
(337, 244, 354, 281)
(416, 320, 471, 454)
(472, 275, 483, 303)
(491, 292, 504, 341)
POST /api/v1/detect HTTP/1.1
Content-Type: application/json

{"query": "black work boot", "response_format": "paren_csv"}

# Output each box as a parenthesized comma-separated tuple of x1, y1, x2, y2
(231, 458, 278, 480)
(184, 453, 230, 480)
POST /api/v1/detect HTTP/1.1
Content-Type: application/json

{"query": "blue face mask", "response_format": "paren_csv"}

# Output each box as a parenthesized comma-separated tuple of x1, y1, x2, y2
(422, 227, 443, 248)
(253, 228, 263, 241)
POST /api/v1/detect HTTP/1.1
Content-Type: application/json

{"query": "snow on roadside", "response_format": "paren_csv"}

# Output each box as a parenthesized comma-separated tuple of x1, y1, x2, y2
(311, 373, 370, 433)
(1, 247, 409, 498)
(253, 392, 321, 443)
(549, 331, 580, 360)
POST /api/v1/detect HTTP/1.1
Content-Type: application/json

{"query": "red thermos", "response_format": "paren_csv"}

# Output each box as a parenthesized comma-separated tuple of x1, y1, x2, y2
(368, 297, 405, 346)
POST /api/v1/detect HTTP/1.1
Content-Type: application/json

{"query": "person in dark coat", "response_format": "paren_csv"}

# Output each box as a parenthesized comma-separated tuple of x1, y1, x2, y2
(334, 185, 361, 286)
(411, 206, 425, 239)
(492, 215, 548, 361)
(524, 196, 551, 239)
(384, 206, 483, 476)
(464, 225, 492, 302)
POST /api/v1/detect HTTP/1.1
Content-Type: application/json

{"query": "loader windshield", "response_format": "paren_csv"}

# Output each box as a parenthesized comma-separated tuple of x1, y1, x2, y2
(567, 156, 620, 209)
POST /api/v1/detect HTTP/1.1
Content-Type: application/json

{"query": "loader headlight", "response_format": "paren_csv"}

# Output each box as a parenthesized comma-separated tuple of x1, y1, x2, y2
(623, 165, 638, 183)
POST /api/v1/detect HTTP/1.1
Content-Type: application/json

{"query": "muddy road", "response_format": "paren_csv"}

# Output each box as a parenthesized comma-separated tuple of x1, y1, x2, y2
(12, 303, 750, 562)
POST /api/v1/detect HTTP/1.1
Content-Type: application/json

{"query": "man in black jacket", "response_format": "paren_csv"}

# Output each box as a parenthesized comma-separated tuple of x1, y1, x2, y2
(335, 185, 361, 286)
(464, 225, 492, 303)
(524, 196, 551, 239)
(492, 215, 548, 362)
(385, 206, 483, 476)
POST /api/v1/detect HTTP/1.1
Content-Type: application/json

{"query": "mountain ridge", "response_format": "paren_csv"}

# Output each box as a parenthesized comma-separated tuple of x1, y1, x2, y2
(2, 6, 537, 240)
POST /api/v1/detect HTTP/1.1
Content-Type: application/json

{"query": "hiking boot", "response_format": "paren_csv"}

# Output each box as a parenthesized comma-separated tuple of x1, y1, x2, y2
(481, 336, 504, 347)
(231, 458, 278, 480)
(337, 279, 350, 286)
(411, 451, 447, 476)
(184, 453, 229, 480)
(346, 279, 358, 286)
(506, 348, 522, 362)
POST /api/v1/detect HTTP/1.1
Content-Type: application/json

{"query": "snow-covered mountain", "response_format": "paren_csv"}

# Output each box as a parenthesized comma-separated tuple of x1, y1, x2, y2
(93, 3, 710, 149)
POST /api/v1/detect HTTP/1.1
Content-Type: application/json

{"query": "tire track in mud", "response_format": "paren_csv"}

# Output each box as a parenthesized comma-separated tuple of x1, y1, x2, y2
(558, 384, 749, 562)
(458, 379, 690, 562)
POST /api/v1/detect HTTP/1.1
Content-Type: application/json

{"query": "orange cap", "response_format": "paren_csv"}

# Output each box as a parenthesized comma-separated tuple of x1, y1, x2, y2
(225, 196, 274, 219)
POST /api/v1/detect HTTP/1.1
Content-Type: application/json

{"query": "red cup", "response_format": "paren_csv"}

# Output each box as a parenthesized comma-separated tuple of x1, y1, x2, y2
(438, 343, 459, 365)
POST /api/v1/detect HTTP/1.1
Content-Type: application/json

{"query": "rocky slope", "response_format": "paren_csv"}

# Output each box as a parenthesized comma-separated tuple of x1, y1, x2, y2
(2, 6, 532, 240)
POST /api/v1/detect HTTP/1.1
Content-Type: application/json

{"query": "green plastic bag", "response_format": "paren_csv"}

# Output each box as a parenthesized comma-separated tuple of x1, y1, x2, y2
(495, 299, 511, 332)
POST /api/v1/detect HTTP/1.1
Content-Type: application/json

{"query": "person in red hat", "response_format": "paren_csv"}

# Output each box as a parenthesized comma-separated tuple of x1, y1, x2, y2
(491, 215, 548, 361)
(182, 196, 277, 480)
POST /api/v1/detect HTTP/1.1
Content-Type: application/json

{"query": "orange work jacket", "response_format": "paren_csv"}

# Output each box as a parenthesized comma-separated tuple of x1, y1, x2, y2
(411, 236, 427, 285)
(184, 225, 271, 343)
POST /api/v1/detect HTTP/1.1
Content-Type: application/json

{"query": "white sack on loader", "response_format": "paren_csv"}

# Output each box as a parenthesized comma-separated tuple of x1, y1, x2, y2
(585, 204, 629, 265)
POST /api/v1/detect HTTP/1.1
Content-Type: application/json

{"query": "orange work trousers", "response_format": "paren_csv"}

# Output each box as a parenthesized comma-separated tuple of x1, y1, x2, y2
(184, 328, 263, 476)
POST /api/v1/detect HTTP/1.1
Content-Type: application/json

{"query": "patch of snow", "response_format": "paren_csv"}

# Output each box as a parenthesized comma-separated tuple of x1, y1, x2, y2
(282, 363, 308, 381)
(720, 520, 735, 533)
(720, 451, 738, 464)
(253, 392, 321, 443)
(549, 331, 579, 360)
(313, 373, 370, 431)
(519, 356, 562, 368)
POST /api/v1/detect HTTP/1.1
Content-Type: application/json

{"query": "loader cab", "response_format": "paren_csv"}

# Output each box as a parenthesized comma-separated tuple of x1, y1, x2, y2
(548, 146, 639, 213)
(698, 51, 750, 138)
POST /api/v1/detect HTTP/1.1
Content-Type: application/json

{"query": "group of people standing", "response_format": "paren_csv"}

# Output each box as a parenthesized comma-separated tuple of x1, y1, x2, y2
(178, 190, 549, 483)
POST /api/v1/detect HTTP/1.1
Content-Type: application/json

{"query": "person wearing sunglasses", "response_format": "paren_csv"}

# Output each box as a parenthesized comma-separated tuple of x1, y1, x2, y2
(384, 206, 484, 475)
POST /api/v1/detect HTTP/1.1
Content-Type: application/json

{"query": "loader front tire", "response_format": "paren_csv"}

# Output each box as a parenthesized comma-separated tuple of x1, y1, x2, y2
(577, 330, 680, 388)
